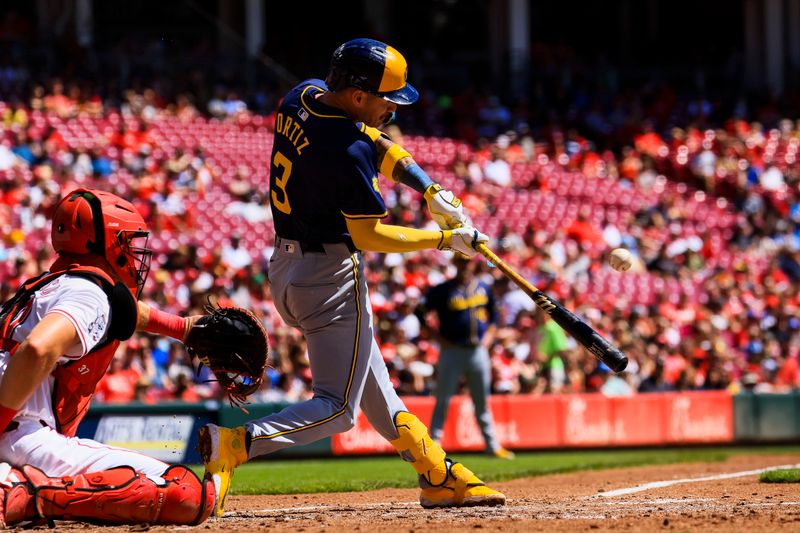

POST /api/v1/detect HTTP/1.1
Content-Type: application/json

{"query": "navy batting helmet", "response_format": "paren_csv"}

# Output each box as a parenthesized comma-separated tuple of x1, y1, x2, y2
(326, 38, 419, 105)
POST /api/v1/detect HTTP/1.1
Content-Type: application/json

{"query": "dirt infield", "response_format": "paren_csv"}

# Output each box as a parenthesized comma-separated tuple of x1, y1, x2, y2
(56, 453, 800, 532)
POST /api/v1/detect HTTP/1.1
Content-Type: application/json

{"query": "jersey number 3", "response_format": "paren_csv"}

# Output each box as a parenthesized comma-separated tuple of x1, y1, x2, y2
(272, 151, 293, 215)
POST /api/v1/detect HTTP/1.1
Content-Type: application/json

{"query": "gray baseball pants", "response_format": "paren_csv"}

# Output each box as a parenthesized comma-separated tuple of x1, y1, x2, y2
(429, 344, 501, 453)
(246, 238, 407, 457)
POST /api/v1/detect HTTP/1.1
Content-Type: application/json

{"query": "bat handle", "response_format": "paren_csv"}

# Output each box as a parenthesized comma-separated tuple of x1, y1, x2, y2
(475, 243, 542, 295)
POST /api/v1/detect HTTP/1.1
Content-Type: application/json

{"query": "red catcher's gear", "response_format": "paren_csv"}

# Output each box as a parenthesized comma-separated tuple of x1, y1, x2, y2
(0, 466, 36, 527)
(0, 265, 138, 436)
(50, 188, 152, 298)
(2, 464, 214, 526)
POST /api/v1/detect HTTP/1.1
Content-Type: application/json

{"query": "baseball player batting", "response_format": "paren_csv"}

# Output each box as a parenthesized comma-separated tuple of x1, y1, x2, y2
(199, 37, 505, 515)
(0, 188, 215, 527)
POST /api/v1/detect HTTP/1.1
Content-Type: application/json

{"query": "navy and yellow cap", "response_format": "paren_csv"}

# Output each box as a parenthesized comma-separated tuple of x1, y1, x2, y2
(326, 38, 419, 105)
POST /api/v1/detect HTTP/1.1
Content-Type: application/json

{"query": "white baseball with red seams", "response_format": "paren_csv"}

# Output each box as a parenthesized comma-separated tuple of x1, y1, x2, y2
(609, 248, 633, 272)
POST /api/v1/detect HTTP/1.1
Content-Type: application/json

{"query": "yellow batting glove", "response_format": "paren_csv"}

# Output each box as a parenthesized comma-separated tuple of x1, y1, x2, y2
(425, 184, 468, 230)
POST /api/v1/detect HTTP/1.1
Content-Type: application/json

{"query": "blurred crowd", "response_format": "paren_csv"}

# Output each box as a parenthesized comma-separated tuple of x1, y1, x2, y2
(0, 29, 799, 404)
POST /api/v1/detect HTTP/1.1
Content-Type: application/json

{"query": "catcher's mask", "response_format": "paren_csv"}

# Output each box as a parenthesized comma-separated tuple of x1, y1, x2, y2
(51, 188, 152, 298)
(325, 38, 418, 105)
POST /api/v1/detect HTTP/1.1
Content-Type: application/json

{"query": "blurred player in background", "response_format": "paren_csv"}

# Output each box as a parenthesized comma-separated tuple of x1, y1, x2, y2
(199, 37, 506, 515)
(419, 254, 515, 459)
(0, 188, 214, 527)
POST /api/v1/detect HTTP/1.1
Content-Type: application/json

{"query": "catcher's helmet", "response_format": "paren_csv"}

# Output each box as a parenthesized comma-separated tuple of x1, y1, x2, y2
(51, 188, 152, 297)
(326, 38, 418, 105)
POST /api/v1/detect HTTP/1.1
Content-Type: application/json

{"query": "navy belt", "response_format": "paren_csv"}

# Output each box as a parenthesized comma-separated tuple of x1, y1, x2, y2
(281, 238, 357, 254)
(300, 241, 326, 254)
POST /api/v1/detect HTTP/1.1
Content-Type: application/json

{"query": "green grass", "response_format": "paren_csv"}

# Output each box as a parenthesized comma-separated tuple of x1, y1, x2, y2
(191, 445, 800, 495)
(760, 468, 800, 483)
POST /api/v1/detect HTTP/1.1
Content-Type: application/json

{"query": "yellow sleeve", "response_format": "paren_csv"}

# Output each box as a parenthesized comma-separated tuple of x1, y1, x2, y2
(346, 217, 452, 253)
(360, 125, 413, 182)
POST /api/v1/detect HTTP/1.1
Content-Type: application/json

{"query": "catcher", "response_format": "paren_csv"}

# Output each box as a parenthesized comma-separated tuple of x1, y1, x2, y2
(0, 188, 217, 527)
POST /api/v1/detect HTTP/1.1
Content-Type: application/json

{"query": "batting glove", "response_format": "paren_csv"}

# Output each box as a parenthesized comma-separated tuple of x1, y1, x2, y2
(425, 184, 468, 230)
(440, 226, 489, 258)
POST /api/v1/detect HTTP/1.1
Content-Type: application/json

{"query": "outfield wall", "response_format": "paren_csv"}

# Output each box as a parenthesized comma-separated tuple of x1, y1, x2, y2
(78, 391, 800, 462)
(330, 391, 734, 455)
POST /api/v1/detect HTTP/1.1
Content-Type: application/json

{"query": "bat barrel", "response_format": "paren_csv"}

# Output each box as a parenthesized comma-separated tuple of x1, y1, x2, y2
(540, 291, 629, 373)
(476, 243, 629, 373)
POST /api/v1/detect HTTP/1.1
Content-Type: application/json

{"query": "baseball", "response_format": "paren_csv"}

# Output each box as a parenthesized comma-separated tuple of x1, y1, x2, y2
(609, 248, 633, 272)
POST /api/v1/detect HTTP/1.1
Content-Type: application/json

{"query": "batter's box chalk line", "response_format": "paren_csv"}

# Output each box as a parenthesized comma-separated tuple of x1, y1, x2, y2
(223, 501, 418, 518)
(588, 462, 800, 498)
(223, 500, 511, 518)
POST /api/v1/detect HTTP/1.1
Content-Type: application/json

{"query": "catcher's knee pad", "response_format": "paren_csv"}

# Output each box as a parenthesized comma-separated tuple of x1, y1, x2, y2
(388, 411, 448, 486)
(156, 465, 215, 525)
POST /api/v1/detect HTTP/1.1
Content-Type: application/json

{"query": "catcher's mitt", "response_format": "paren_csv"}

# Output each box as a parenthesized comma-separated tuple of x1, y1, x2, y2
(185, 305, 269, 408)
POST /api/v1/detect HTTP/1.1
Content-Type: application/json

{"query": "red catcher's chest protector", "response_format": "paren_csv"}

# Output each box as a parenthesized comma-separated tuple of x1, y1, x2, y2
(0, 265, 138, 436)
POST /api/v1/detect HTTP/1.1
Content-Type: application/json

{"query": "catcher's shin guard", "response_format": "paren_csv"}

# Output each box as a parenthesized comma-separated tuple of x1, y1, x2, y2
(389, 411, 506, 508)
(0, 465, 38, 527)
(154, 465, 216, 525)
(17, 464, 215, 525)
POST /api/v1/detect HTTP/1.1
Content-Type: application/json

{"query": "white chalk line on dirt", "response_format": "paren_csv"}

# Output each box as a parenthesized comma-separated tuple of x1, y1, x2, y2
(226, 501, 518, 516)
(223, 497, 800, 522)
(602, 497, 715, 505)
(593, 463, 800, 498)
(221, 463, 800, 520)
(224, 501, 424, 517)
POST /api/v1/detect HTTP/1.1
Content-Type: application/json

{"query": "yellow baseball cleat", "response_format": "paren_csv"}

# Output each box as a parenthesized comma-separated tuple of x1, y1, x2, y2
(198, 424, 248, 517)
(419, 459, 506, 508)
(492, 448, 516, 460)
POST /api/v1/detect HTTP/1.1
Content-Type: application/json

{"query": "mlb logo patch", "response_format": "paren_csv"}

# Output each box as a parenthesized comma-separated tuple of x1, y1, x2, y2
(298, 108, 309, 121)
(284, 243, 295, 253)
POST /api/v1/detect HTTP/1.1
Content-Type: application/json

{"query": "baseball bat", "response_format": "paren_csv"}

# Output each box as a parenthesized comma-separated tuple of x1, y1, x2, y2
(476, 243, 629, 373)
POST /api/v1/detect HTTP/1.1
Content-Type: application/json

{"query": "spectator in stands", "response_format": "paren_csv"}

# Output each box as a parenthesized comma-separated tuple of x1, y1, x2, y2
(43, 78, 76, 118)
(477, 96, 512, 139)
(227, 164, 256, 202)
(3, 99, 28, 129)
(534, 308, 570, 394)
(223, 91, 248, 118)
(221, 234, 252, 270)
(565, 207, 603, 246)
(96, 353, 143, 404)
(482, 142, 512, 188)
(600, 368, 636, 396)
